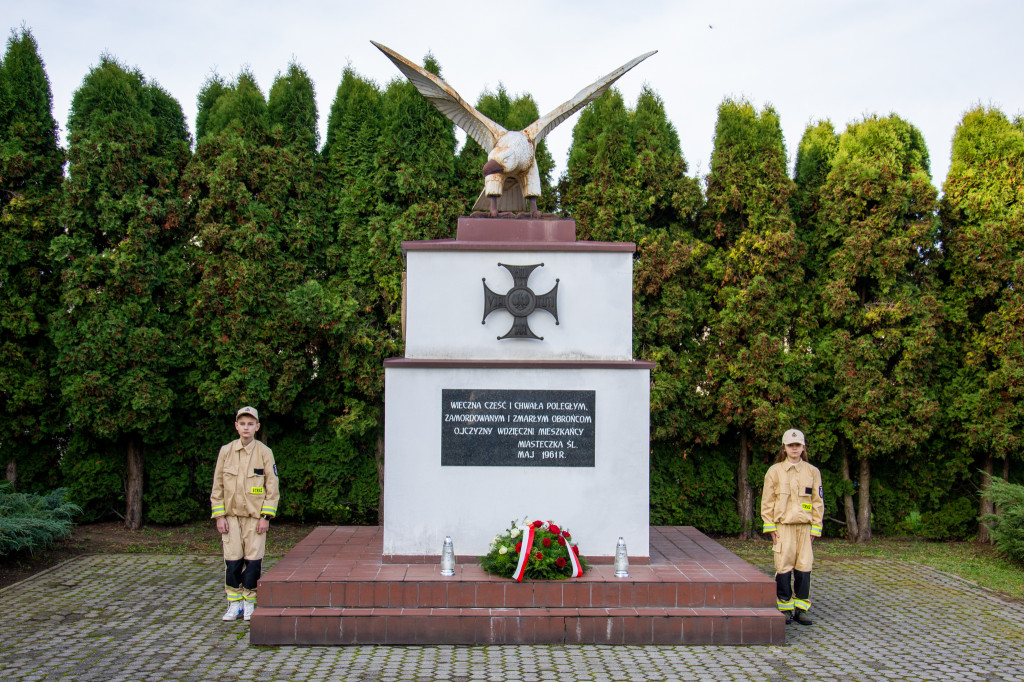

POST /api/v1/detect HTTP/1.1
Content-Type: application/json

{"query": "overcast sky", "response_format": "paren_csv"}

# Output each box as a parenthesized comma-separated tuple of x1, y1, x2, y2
(5, 0, 1021, 189)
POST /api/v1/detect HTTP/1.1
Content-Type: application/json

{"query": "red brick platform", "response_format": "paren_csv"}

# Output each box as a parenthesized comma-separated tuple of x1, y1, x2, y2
(250, 526, 784, 646)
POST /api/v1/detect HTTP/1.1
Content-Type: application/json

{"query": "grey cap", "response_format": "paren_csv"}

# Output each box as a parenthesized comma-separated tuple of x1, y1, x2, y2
(236, 406, 259, 421)
(782, 428, 805, 445)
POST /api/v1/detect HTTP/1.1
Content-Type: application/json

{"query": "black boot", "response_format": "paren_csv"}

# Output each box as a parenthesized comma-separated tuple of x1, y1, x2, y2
(783, 610, 793, 624)
(793, 608, 814, 626)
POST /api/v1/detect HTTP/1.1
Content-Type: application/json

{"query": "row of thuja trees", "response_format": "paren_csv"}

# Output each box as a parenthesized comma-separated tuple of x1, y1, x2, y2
(2, 29, 1021, 539)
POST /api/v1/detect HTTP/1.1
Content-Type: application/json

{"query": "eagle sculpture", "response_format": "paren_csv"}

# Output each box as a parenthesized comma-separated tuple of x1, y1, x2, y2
(371, 41, 656, 217)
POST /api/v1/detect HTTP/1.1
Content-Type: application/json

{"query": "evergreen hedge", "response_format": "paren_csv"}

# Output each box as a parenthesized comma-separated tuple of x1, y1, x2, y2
(0, 29, 1020, 539)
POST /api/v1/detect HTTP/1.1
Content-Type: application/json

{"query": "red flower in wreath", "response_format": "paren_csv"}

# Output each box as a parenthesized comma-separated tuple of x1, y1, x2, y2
(542, 537, 552, 547)
(557, 537, 566, 546)
(556, 557, 566, 568)
(515, 542, 522, 552)
(573, 545, 580, 556)
(535, 551, 543, 560)
(532, 520, 544, 528)
(548, 524, 561, 535)
(562, 531, 571, 540)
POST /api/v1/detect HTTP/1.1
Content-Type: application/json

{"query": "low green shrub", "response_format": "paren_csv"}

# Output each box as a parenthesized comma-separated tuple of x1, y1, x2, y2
(918, 497, 976, 540)
(650, 446, 741, 534)
(980, 476, 1024, 563)
(0, 483, 82, 556)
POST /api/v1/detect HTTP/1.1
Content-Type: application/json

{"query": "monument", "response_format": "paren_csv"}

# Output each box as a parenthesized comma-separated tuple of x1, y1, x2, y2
(373, 41, 656, 561)
(250, 44, 784, 646)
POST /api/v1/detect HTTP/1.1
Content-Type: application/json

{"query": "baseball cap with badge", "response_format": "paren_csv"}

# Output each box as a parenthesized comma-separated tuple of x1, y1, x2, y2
(782, 429, 805, 445)
(236, 406, 259, 422)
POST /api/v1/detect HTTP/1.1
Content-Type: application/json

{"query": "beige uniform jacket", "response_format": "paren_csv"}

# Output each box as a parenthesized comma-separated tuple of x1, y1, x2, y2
(210, 439, 280, 519)
(760, 459, 824, 536)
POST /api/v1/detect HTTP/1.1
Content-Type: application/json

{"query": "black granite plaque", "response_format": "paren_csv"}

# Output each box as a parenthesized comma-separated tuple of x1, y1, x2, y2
(441, 389, 596, 467)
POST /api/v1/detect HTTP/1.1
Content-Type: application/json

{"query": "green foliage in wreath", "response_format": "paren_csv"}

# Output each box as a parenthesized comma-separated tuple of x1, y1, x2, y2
(480, 518, 589, 580)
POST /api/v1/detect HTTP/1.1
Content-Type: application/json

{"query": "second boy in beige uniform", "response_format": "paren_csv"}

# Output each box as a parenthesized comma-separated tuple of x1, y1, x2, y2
(761, 429, 823, 625)
(211, 406, 279, 622)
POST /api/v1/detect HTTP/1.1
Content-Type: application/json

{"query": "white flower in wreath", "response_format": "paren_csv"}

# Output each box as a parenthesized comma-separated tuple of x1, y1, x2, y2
(510, 527, 520, 539)
(498, 546, 508, 555)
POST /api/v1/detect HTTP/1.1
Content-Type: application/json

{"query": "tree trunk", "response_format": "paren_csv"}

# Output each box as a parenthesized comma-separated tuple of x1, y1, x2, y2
(999, 457, 1010, 515)
(5, 460, 15, 487)
(125, 436, 144, 530)
(375, 433, 385, 526)
(840, 442, 859, 542)
(978, 453, 995, 544)
(737, 428, 753, 539)
(856, 457, 871, 542)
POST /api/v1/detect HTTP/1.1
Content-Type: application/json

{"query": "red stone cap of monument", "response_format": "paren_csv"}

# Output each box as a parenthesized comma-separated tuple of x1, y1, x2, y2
(401, 217, 636, 254)
(457, 216, 577, 242)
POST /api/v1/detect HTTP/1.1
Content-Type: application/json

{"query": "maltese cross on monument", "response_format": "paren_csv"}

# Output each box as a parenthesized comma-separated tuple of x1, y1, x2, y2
(482, 263, 559, 340)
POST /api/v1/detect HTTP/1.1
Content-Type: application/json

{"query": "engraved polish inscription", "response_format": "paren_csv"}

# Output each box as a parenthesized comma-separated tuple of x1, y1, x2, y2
(441, 389, 596, 467)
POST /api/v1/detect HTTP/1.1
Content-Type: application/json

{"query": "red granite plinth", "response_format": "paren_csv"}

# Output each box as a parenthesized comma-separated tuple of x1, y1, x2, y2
(250, 526, 784, 646)
(456, 216, 576, 242)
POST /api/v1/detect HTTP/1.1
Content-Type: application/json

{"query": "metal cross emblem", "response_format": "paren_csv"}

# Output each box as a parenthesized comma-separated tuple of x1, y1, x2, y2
(482, 263, 559, 340)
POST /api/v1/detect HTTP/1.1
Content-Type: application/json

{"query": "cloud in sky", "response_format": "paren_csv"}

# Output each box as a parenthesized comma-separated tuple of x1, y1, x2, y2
(5, 0, 1022, 187)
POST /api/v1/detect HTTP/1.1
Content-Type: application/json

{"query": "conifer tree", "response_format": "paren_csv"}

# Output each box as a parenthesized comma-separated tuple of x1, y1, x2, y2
(940, 107, 1024, 541)
(185, 69, 321, 422)
(816, 114, 941, 542)
(268, 62, 318, 153)
(185, 66, 340, 523)
(793, 120, 839, 279)
(560, 87, 699, 242)
(792, 120, 861, 535)
(195, 75, 227, 141)
(52, 58, 191, 528)
(699, 99, 807, 538)
(0, 29, 64, 491)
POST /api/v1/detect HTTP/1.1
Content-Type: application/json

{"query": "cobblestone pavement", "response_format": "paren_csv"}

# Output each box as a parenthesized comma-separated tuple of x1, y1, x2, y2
(1, 553, 1022, 681)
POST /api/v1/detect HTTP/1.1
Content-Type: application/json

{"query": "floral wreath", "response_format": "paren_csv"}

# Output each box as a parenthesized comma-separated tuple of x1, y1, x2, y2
(480, 518, 588, 581)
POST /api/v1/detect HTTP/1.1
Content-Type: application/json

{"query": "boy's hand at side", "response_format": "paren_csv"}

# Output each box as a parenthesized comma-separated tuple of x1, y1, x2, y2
(257, 518, 270, 534)
(216, 517, 230, 534)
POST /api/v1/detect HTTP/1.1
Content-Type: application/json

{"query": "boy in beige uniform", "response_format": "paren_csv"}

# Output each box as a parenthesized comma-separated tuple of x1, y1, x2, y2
(211, 406, 280, 622)
(761, 428, 823, 626)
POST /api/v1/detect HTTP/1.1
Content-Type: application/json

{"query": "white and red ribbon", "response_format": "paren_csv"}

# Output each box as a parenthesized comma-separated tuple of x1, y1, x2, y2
(512, 525, 536, 582)
(566, 542, 583, 578)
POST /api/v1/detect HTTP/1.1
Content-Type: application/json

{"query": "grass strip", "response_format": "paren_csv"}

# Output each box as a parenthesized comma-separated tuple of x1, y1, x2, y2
(719, 536, 1024, 601)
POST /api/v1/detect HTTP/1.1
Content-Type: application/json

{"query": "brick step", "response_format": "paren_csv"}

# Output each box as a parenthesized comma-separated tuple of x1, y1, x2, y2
(254, 526, 785, 646)
(260, 576, 775, 610)
(250, 605, 785, 645)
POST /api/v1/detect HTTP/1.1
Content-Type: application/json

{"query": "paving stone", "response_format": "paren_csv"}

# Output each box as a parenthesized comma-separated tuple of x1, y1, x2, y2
(1, 553, 1023, 680)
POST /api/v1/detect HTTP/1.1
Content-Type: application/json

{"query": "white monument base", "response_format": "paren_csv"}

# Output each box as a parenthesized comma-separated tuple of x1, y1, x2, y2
(383, 362, 650, 558)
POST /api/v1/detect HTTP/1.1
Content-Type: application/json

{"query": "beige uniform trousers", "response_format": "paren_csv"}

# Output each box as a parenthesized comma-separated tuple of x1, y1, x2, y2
(222, 515, 266, 601)
(773, 523, 813, 574)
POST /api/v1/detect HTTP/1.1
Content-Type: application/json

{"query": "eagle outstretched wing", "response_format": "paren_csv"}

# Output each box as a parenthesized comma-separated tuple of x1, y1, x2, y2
(523, 50, 658, 144)
(371, 41, 506, 152)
